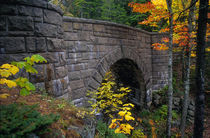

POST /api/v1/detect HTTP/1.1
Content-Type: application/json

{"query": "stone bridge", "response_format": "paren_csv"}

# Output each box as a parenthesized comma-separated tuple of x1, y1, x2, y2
(0, 0, 168, 106)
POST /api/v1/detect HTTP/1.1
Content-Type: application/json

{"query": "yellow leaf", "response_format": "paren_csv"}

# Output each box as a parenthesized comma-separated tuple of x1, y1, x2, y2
(0, 79, 17, 88)
(0, 93, 10, 99)
(6, 80, 17, 88)
(0, 70, 11, 78)
(123, 103, 134, 107)
(8, 65, 19, 75)
(125, 114, 135, 121)
(109, 122, 117, 129)
(118, 111, 127, 117)
(0, 64, 11, 69)
(115, 127, 122, 134)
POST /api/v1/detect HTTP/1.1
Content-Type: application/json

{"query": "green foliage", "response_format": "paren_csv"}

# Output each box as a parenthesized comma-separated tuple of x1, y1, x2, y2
(138, 109, 150, 118)
(153, 105, 178, 122)
(0, 103, 60, 137)
(51, 0, 153, 31)
(96, 120, 127, 138)
(131, 128, 146, 138)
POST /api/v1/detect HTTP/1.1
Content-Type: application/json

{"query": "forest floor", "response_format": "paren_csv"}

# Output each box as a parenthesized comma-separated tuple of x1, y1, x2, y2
(0, 87, 86, 138)
(0, 87, 209, 138)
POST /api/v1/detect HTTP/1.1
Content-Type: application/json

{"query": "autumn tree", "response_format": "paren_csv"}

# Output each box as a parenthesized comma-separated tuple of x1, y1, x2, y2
(179, 0, 197, 137)
(129, 0, 201, 137)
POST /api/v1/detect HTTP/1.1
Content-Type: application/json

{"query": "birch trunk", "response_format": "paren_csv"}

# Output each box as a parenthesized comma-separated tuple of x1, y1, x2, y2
(180, 0, 196, 137)
(193, 0, 208, 137)
(166, 0, 173, 137)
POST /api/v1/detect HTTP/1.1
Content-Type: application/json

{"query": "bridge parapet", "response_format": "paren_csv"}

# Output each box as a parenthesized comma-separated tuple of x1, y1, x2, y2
(0, 0, 168, 107)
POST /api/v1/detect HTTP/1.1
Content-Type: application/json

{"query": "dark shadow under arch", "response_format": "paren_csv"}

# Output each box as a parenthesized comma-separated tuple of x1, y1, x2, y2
(110, 58, 146, 108)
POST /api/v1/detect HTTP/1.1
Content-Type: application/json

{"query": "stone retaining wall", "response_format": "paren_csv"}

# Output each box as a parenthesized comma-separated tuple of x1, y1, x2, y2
(0, 0, 169, 106)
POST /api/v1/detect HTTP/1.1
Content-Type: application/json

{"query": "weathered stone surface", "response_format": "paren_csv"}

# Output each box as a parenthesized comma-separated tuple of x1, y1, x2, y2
(70, 79, 85, 90)
(69, 53, 82, 59)
(41, 52, 58, 63)
(75, 41, 89, 52)
(35, 23, 57, 37)
(68, 63, 88, 72)
(55, 66, 67, 78)
(0, 16, 6, 31)
(47, 38, 63, 52)
(52, 79, 63, 96)
(80, 69, 94, 78)
(55, 52, 66, 66)
(8, 16, 34, 31)
(26, 37, 36, 52)
(87, 59, 99, 68)
(30, 65, 46, 83)
(43, 9, 62, 25)
(0, 37, 25, 53)
(18, 6, 42, 17)
(72, 87, 86, 100)
(93, 24, 104, 32)
(63, 22, 73, 32)
(82, 52, 97, 60)
(88, 78, 100, 90)
(60, 76, 69, 90)
(188, 110, 195, 117)
(0, 5, 17, 15)
(83, 23, 92, 31)
(64, 32, 78, 40)
(78, 31, 91, 41)
(47, 2, 63, 15)
(68, 71, 81, 80)
(0, 53, 28, 64)
(34, 82, 46, 93)
(92, 71, 102, 83)
(46, 64, 55, 80)
(73, 23, 82, 30)
(57, 92, 69, 100)
(36, 37, 47, 52)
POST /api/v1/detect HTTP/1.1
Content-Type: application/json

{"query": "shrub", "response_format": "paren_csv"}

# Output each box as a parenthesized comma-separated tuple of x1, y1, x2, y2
(0, 54, 47, 97)
(88, 72, 135, 135)
(153, 105, 178, 122)
(131, 128, 146, 138)
(0, 103, 59, 137)
(96, 120, 127, 138)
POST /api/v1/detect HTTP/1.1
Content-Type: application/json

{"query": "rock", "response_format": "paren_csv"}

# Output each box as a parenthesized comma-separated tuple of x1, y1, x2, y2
(188, 110, 195, 117)
(0, 37, 25, 53)
(8, 16, 34, 31)
(153, 93, 161, 106)
(43, 9, 62, 25)
(55, 66, 67, 79)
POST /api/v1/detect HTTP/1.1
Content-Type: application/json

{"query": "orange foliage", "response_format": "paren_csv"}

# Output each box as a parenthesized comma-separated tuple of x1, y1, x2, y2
(129, 1, 197, 52)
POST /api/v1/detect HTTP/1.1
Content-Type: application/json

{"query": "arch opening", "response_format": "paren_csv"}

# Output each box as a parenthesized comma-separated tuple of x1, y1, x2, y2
(110, 58, 146, 108)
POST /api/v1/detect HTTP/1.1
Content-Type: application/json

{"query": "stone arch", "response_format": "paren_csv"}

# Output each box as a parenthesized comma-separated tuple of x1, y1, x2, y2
(86, 46, 152, 106)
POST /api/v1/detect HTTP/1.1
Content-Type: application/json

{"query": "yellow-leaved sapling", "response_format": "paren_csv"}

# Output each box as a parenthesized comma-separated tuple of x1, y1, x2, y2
(88, 71, 136, 135)
(109, 103, 135, 134)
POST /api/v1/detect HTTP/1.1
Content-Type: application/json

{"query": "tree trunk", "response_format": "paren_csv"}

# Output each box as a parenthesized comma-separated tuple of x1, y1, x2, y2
(193, 0, 208, 137)
(180, 0, 196, 137)
(166, 0, 173, 137)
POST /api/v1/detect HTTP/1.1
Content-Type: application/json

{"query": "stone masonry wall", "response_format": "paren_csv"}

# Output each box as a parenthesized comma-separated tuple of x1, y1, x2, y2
(151, 33, 169, 91)
(0, 0, 169, 106)
(0, 0, 71, 99)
